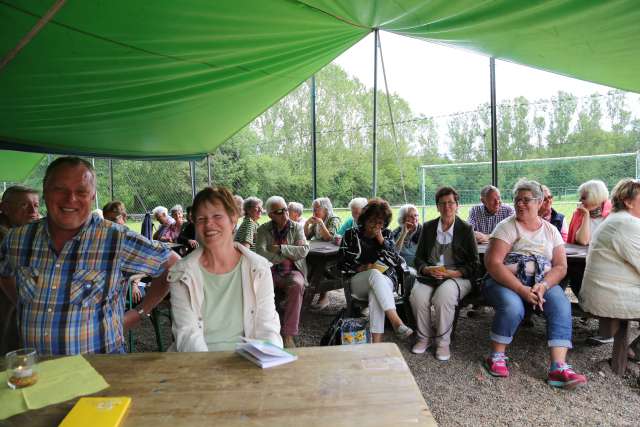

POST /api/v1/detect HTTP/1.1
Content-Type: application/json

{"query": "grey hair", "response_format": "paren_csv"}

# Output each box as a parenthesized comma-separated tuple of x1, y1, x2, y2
(512, 178, 544, 200)
(348, 197, 368, 210)
(312, 197, 334, 218)
(243, 196, 262, 215)
(287, 202, 303, 215)
(480, 185, 500, 199)
(578, 179, 609, 206)
(397, 204, 418, 225)
(152, 206, 168, 220)
(265, 196, 286, 213)
(170, 204, 183, 216)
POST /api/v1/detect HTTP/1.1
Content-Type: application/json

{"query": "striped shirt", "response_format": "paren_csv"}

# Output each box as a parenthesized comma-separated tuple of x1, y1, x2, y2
(0, 213, 171, 355)
(467, 204, 515, 235)
(234, 216, 259, 250)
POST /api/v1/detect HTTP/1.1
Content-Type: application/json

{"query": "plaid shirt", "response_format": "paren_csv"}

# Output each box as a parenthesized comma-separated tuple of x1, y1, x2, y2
(0, 213, 171, 355)
(467, 204, 514, 235)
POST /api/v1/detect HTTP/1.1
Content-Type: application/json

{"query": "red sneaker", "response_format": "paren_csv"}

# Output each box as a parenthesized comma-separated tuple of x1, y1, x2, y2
(547, 364, 587, 390)
(484, 354, 509, 377)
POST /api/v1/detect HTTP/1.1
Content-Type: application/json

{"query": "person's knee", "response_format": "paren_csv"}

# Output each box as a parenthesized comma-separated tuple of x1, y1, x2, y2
(431, 281, 460, 307)
(498, 302, 525, 322)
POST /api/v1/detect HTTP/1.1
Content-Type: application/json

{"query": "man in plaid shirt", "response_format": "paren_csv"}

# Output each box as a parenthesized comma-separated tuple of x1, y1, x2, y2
(0, 157, 179, 354)
(467, 185, 514, 244)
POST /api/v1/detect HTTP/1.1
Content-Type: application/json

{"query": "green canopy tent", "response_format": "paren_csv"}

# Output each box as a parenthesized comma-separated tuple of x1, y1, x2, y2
(2, 0, 639, 180)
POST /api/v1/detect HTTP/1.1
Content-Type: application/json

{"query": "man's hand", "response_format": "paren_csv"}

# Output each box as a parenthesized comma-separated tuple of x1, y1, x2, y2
(131, 283, 143, 304)
(123, 309, 142, 332)
(474, 231, 489, 244)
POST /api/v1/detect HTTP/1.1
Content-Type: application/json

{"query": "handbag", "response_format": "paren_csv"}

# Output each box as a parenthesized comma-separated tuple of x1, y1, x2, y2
(320, 309, 371, 346)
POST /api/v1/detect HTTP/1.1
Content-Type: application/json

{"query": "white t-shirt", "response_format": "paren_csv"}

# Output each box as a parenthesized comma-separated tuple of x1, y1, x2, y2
(589, 216, 605, 243)
(491, 216, 564, 275)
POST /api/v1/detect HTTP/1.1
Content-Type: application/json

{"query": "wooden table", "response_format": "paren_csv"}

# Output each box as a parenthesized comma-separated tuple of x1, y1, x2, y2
(6, 344, 435, 427)
(305, 240, 341, 304)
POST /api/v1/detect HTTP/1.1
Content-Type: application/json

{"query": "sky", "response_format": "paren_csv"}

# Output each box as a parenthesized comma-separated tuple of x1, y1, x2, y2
(333, 31, 638, 119)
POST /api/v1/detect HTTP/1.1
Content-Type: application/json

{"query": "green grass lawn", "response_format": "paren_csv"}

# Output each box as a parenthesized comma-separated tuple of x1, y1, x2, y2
(128, 201, 578, 235)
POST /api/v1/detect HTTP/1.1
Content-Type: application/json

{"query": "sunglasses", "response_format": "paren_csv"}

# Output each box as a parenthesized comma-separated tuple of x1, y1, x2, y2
(270, 208, 288, 215)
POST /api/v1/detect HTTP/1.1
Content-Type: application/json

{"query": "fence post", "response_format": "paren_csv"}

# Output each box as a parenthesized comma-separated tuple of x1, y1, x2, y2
(420, 166, 426, 222)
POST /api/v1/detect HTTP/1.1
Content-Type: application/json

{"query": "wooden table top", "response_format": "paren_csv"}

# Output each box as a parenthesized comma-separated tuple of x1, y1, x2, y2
(7, 344, 435, 427)
(308, 239, 340, 256)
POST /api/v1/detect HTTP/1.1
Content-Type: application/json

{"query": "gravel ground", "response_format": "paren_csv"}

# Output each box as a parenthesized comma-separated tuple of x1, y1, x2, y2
(130, 291, 640, 426)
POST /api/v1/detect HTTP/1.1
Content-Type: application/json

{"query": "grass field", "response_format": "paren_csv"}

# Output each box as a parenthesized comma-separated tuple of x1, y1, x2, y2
(128, 201, 579, 235)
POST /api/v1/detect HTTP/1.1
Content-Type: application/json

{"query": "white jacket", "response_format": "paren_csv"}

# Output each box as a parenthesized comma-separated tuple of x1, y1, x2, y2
(169, 243, 283, 351)
(580, 211, 640, 318)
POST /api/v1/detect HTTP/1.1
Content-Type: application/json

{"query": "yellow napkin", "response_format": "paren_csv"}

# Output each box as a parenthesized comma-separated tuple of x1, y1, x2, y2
(0, 355, 109, 420)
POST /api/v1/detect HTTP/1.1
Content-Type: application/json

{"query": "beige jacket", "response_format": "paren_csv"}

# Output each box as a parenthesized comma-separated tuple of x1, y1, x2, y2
(255, 220, 309, 286)
(169, 243, 282, 351)
(580, 211, 640, 318)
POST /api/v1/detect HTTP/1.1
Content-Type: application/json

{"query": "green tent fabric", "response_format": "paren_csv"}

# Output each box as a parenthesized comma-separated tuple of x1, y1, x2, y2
(302, 0, 640, 93)
(1, 0, 639, 170)
(0, 0, 368, 158)
(0, 150, 43, 181)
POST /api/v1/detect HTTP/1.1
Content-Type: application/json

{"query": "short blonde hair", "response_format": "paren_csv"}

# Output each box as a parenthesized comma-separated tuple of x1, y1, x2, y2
(611, 178, 640, 212)
(578, 180, 609, 206)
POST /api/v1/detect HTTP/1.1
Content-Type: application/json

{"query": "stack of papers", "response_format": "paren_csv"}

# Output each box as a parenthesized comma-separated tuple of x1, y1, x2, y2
(236, 337, 297, 368)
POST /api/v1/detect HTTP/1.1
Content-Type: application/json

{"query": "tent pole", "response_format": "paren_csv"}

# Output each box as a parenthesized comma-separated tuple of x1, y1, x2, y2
(109, 159, 114, 201)
(372, 29, 379, 198)
(310, 75, 318, 201)
(189, 161, 196, 200)
(490, 57, 498, 188)
(207, 154, 212, 186)
(91, 158, 99, 209)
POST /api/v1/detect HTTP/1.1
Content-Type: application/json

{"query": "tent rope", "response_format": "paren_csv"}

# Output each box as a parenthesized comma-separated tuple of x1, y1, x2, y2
(377, 34, 408, 204)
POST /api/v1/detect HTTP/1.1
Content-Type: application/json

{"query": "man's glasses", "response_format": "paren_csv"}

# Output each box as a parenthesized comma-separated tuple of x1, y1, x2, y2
(270, 208, 288, 215)
(514, 197, 539, 205)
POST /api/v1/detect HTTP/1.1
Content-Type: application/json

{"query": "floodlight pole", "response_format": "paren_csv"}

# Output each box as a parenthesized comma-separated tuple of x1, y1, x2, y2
(372, 29, 379, 198)
(311, 75, 318, 201)
(489, 57, 498, 187)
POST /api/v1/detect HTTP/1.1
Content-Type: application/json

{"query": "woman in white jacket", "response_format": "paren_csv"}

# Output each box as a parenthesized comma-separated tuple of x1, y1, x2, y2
(169, 186, 282, 351)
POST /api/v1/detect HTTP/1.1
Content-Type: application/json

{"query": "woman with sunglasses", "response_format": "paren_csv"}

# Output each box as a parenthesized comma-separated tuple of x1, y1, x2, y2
(256, 196, 309, 348)
(483, 178, 586, 389)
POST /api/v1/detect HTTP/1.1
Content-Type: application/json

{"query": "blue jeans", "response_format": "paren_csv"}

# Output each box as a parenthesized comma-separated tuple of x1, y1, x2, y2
(482, 277, 573, 348)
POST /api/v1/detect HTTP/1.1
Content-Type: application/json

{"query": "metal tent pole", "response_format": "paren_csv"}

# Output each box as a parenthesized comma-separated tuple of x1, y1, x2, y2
(108, 159, 114, 201)
(490, 57, 498, 188)
(311, 75, 318, 201)
(372, 29, 379, 198)
(91, 158, 99, 209)
(189, 161, 196, 200)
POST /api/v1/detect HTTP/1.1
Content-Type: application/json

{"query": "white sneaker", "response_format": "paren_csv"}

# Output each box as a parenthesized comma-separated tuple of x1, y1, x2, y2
(411, 339, 432, 354)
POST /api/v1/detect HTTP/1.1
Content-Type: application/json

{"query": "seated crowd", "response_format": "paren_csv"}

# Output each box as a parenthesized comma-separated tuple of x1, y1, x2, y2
(2, 156, 640, 392)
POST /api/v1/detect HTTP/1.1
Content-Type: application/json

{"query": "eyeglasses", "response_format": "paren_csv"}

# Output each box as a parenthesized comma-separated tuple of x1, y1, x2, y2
(270, 208, 288, 215)
(543, 196, 553, 202)
(437, 201, 457, 207)
(514, 197, 540, 205)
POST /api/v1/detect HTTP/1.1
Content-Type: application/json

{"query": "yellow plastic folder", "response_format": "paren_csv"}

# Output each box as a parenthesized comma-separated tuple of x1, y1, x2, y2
(0, 355, 109, 420)
(59, 397, 131, 427)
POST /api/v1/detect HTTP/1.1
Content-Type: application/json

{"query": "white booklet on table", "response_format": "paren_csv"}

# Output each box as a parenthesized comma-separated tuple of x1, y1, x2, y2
(235, 337, 298, 368)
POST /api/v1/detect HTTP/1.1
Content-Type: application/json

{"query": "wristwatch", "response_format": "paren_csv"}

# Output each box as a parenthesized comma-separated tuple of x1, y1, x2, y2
(136, 307, 151, 321)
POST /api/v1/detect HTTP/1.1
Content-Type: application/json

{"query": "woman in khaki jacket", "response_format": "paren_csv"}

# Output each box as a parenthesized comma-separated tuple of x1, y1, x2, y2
(170, 186, 282, 352)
